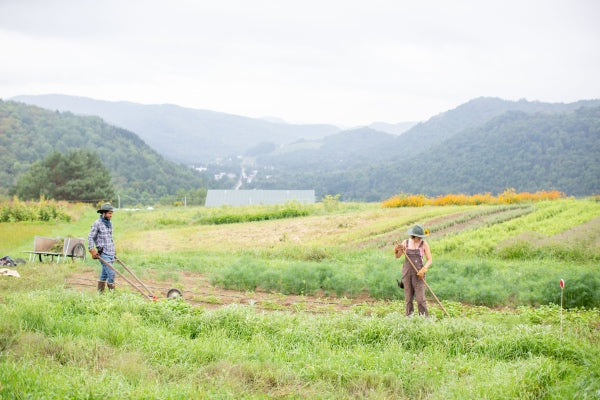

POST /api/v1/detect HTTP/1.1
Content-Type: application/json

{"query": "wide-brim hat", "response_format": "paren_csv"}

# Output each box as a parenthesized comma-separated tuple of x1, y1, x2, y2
(97, 203, 114, 213)
(406, 224, 429, 238)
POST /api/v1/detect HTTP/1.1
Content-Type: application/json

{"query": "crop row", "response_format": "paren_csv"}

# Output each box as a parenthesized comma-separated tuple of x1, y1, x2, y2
(427, 204, 535, 235)
(436, 199, 600, 257)
(205, 252, 600, 308)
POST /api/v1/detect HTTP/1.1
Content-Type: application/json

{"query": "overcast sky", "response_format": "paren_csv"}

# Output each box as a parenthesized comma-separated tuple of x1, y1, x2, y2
(1, 0, 599, 126)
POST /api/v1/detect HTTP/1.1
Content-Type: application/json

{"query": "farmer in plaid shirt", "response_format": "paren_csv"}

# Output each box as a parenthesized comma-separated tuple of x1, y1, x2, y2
(88, 203, 116, 292)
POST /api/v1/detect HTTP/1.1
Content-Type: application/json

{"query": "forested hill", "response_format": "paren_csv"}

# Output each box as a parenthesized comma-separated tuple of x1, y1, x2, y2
(254, 97, 600, 175)
(12, 94, 340, 164)
(0, 100, 209, 203)
(382, 106, 600, 197)
(252, 106, 600, 200)
(388, 97, 600, 163)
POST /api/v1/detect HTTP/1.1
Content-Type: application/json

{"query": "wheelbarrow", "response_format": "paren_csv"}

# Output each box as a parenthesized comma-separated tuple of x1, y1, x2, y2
(98, 256, 183, 301)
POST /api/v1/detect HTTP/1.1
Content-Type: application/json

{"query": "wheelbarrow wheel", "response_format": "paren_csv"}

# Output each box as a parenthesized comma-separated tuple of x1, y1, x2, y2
(167, 288, 183, 299)
(71, 243, 86, 261)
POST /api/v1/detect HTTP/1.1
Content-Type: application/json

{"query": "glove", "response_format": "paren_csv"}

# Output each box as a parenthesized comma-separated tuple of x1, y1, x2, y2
(417, 267, 428, 279)
(394, 242, 405, 258)
(90, 248, 99, 259)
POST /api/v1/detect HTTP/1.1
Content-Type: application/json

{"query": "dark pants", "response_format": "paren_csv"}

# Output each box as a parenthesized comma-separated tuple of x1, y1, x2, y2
(402, 250, 428, 317)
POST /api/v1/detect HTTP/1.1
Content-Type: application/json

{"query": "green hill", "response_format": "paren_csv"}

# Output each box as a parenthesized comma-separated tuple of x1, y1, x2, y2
(257, 97, 600, 173)
(391, 97, 600, 160)
(393, 107, 600, 196)
(252, 106, 600, 200)
(0, 100, 210, 204)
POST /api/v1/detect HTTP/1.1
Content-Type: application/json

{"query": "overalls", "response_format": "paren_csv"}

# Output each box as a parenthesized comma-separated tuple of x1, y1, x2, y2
(402, 239, 428, 317)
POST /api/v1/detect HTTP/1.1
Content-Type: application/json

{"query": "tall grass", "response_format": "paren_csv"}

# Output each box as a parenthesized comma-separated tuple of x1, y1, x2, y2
(1, 288, 598, 399)
(2, 198, 600, 398)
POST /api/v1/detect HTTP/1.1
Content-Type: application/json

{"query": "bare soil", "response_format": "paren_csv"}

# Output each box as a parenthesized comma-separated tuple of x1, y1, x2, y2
(65, 269, 383, 313)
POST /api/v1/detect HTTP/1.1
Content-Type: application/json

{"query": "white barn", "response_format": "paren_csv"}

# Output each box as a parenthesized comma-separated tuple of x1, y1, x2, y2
(205, 190, 315, 207)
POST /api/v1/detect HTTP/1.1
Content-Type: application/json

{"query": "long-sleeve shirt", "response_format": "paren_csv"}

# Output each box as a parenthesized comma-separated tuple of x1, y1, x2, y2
(88, 217, 115, 256)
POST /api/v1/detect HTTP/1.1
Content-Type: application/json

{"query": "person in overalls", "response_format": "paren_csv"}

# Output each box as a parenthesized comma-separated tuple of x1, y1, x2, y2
(395, 224, 432, 316)
(88, 203, 116, 292)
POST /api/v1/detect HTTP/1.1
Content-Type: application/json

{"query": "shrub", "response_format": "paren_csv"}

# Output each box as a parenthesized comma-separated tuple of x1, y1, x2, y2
(199, 206, 310, 225)
(0, 197, 71, 222)
(382, 190, 566, 208)
(540, 272, 600, 309)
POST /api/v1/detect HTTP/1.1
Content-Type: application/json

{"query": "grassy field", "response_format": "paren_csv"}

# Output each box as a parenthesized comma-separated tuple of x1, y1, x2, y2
(1, 199, 599, 399)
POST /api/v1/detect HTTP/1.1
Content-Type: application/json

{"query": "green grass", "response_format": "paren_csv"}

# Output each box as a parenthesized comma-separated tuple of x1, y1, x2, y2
(1, 286, 598, 399)
(1, 198, 599, 398)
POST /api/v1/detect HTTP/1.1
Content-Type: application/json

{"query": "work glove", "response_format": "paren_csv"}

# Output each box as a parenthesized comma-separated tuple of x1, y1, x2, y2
(394, 242, 405, 258)
(90, 248, 99, 259)
(417, 267, 428, 279)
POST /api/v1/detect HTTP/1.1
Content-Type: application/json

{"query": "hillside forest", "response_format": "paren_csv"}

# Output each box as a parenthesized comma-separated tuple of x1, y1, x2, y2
(2, 96, 600, 203)
(0, 100, 213, 205)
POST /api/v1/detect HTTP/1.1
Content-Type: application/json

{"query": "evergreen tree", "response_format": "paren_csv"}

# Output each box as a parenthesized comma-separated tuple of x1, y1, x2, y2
(12, 149, 115, 201)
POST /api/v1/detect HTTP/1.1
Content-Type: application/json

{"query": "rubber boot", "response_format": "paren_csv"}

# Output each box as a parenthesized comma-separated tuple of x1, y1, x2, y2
(107, 282, 115, 290)
(97, 281, 106, 293)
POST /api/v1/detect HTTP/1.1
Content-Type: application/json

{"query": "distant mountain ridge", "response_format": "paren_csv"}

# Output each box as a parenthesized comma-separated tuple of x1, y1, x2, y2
(7, 94, 600, 201)
(11, 94, 341, 164)
(248, 98, 600, 200)
(254, 97, 600, 173)
(368, 121, 418, 135)
(387, 97, 600, 162)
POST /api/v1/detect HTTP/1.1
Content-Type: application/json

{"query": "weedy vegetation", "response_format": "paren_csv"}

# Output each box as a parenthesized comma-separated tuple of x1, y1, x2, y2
(0, 196, 599, 399)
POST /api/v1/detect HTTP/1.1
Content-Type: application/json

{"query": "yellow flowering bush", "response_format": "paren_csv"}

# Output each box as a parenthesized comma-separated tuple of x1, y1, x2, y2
(382, 190, 565, 208)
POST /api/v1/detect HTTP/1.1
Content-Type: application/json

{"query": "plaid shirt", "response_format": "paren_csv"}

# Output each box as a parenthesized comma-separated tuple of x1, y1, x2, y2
(88, 217, 115, 256)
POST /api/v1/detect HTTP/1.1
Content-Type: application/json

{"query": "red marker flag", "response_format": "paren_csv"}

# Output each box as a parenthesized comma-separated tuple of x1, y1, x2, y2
(559, 279, 565, 288)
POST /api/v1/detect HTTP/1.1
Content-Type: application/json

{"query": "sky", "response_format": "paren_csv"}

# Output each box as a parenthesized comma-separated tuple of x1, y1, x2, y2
(1, 0, 599, 127)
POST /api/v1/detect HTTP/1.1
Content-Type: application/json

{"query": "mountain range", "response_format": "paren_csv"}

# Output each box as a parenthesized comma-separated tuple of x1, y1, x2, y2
(248, 97, 600, 199)
(6, 94, 600, 201)
(11, 94, 341, 164)
(254, 107, 599, 200)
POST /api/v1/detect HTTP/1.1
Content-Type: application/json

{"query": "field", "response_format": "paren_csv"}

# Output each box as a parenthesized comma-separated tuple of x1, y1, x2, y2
(1, 199, 599, 399)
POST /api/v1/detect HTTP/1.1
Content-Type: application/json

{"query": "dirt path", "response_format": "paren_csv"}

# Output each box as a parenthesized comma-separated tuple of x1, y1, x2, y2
(65, 269, 383, 313)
